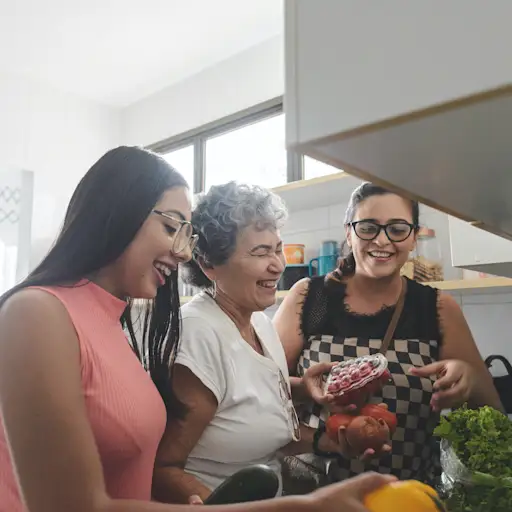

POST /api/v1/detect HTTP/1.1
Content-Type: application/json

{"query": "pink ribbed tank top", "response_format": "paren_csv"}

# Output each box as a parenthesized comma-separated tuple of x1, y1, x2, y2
(0, 281, 167, 511)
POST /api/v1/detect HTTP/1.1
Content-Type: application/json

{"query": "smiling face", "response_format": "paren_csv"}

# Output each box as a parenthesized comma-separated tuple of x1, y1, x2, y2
(111, 186, 193, 299)
(346, 193, 417, 280)
(207, 224, 286, 312)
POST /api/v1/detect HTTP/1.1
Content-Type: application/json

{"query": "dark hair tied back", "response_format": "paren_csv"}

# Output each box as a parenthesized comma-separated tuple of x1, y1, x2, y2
(327, 182, 419, 284)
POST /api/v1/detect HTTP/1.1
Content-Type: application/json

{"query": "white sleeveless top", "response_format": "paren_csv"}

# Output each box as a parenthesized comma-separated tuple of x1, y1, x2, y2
(177, 293, 293, 492)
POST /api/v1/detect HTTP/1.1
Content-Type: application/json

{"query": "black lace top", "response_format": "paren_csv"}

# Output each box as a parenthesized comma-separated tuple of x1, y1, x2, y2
(297, 276, 442, 482)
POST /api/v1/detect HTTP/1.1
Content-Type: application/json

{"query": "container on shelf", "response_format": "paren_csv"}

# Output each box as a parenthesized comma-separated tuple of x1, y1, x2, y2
(319, 240, 338, 257)
(413, 228, 444, 282)
(309, 255, 338, 276)
(284, 244, 305, 265)
(308, 239, 340, 276)
(400, 245, 417, 280)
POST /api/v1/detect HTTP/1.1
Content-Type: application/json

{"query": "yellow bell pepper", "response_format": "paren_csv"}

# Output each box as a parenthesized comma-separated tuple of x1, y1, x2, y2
(364, 480, 447, 512)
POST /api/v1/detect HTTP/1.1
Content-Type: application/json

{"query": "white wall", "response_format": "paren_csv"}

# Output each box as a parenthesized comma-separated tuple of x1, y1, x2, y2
(0, 73, 120, 269)
(120, 36, 283, 146)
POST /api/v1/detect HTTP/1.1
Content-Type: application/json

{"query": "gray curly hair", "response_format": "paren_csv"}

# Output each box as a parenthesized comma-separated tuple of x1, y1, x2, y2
(183, 181, 288, 289)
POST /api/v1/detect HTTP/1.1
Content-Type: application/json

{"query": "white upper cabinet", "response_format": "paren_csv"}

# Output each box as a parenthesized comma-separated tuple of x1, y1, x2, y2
(285, 1, 512, 239)
(449, 217, 512, 278)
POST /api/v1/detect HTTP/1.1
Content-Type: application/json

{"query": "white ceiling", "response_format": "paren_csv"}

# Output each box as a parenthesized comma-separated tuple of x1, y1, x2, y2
(0, 0, 283, 107)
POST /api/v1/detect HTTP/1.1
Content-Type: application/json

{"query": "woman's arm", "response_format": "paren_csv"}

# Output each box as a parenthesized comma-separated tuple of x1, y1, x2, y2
(274, 280, 334, 408)
(278, 424, 333, 457)
(273, 278, 310, 373)
(436, 292, 503, 411)
(0, 289, 210, 512)
(0, 291, 392, 512)
(152, 364, 217, 504)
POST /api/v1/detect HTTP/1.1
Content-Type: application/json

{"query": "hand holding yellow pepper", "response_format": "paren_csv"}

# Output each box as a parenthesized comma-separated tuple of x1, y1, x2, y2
(364, 480, 447, 512)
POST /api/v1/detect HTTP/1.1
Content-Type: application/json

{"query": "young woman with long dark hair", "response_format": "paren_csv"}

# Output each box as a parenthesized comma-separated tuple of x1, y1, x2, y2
(0, 149, 393, 512)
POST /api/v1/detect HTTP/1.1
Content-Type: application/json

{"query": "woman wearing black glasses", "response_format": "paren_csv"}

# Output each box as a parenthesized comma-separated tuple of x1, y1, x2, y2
(274, 182, 502, 488)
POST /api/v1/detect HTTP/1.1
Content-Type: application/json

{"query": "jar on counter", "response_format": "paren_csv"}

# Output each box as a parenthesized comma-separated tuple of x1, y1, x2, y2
(400, 245, 417, 280)
(413, 227, 444, 282)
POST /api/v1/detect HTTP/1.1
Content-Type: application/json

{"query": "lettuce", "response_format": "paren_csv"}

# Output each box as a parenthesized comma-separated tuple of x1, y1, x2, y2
(434, 405, 512, 511)
(434, 405, 512, 478)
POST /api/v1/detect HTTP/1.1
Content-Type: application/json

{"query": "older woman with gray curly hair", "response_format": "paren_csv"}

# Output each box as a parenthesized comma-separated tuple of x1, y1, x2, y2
(151, 182, 346, 504)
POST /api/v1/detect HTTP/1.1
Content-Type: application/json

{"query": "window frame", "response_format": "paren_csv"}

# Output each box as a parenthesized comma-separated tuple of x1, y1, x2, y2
(148, 96, 305, 193)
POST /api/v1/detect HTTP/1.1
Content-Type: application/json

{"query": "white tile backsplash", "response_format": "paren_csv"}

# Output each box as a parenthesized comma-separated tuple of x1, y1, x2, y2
(284, 206, 330, 234)
(328, 203, 346, 226)
(463, 300, 512, 362)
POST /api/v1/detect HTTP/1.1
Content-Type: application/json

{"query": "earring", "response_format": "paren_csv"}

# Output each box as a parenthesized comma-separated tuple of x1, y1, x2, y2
(210, 280, 217, 299)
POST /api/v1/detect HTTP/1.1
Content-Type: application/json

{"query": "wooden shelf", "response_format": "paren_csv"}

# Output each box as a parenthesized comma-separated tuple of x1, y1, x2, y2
(179, 290, 288, 305)
(270, 172, 361, 213)
(424, 277, 512, 294)
(175, 279, 512, 305)
(129, 278, 512, 309)
(271, 172, 348, 193)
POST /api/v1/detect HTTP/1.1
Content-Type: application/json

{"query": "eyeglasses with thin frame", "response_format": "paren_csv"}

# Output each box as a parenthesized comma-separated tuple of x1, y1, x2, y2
(153, 210, 199, 254)
(347, 220, 417, 243)
(278, 369, 301, 442)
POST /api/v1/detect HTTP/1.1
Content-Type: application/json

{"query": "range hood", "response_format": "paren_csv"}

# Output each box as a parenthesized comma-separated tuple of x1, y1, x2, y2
(285, 1, 512, 241)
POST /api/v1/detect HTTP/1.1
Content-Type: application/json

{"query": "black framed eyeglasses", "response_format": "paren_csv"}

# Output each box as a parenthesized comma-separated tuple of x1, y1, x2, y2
(348, 220, 417, 243)
(153, 210, 199, 254)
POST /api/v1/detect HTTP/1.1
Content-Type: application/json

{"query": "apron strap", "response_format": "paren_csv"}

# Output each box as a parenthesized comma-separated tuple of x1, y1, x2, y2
(379, 277, 407, 355)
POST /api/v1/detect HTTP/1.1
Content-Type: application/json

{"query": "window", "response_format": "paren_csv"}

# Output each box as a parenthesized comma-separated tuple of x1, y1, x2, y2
(205, 113, 287, 191)
(161, 145, 194, 190)
(303, 156, 341, 180)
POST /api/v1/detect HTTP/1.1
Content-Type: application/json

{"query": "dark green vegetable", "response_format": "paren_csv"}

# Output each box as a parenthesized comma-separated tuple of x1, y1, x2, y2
(434, 405, 512, 511)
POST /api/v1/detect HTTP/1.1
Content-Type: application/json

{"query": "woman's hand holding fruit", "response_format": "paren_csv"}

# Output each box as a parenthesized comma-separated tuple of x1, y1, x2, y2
(314, 356, 396, 460)
(324, 403, 395, 460)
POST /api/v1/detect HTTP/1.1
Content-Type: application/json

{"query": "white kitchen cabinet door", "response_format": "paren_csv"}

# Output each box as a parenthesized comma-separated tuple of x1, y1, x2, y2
(449, 217, 512, 278)
(285, 0, 511, 147)
(285, 0, 512, 239)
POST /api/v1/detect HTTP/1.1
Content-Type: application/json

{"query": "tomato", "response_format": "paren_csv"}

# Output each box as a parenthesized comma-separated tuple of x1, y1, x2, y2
(364, 480, 446, 512)
(345, 415, 390, 452)
(325, 413, 354, 442)
(360, 404, 398, 434)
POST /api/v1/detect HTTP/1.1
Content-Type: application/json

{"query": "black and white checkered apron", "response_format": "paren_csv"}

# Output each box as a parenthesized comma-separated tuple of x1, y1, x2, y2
(297, 276, 442, 483)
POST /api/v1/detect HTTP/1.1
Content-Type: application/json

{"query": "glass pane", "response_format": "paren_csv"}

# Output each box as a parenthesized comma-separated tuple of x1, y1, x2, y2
(205, 114, 287, 191)
(304, 155, 342, 180)
(161, 145, 194, 190)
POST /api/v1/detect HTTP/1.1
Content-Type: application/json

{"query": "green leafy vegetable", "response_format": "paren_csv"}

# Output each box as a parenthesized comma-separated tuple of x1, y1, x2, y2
(434, 405, 512, 511)
(434, 405, 512, 477)
(445, 483, 512, 512)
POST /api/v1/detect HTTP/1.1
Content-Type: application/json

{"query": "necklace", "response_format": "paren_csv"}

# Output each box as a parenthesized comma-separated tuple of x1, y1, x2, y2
(248, 326, 264, 355)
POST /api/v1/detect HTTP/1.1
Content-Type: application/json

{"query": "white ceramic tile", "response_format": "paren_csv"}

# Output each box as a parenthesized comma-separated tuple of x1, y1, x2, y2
(283, 206, 330, 234)
(461, 292, 512, 306)
(328, 203, 346, 227)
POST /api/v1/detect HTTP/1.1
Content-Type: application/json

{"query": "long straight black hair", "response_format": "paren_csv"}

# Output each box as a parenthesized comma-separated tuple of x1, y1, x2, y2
(0, 146, 188, 418)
